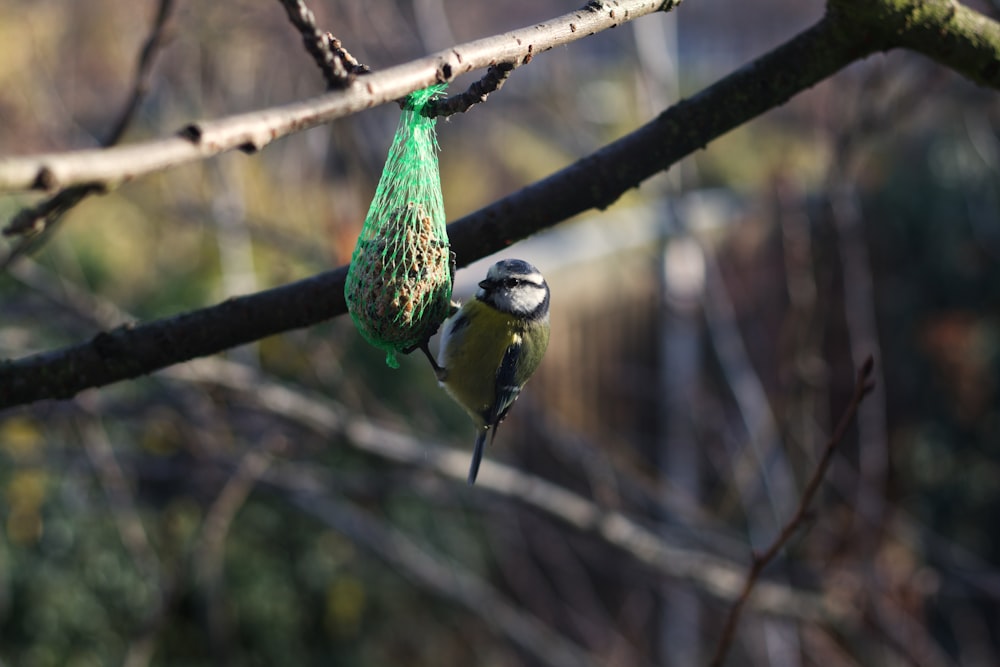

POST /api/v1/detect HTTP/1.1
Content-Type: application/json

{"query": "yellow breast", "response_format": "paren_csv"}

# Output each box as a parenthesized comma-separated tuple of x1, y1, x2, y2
(439, 299, 525, 426)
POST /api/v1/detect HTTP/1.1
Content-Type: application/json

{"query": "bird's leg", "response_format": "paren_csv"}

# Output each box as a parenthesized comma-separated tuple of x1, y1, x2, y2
(404, 339, 446, 381)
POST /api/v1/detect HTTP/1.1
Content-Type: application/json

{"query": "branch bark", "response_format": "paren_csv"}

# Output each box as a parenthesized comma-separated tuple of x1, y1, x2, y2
(830, 0, 1000, 89)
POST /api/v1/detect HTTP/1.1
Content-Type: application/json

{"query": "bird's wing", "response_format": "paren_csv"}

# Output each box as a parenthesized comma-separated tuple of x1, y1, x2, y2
(490, 341, 523, 431)
(471, 338, 526, 484)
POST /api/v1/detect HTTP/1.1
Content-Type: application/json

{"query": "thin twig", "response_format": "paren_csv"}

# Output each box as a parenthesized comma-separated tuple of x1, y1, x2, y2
(2, 184, 105, 268)
(106, 0, 177, 147)
(327, 33, 370, 76)
(77, 412, 174, 667)
(275, 0, 356, 89)
(3, 255, 131, 329)
(708, 356, 877, 667)
(701, 243, 798, 538)
(195, 446, 275, 586)
(78, 416, 161, 580)
(423, 61, 518, 118)
(193, 442, 276, 663)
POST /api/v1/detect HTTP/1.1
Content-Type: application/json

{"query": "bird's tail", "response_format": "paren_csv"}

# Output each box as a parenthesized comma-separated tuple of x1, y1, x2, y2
(467, 429, 489, 484)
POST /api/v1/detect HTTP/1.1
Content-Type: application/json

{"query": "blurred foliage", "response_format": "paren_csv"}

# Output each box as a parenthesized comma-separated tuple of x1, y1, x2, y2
(867, 123, 1000, 563)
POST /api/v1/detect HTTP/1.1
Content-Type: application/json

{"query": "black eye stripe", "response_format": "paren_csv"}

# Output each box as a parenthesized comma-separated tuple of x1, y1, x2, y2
(498, 276, 541, 285)
(485, 273, 544, 291)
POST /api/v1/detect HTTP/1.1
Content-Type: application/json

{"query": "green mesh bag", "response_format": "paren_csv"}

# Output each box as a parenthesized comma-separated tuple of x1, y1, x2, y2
(345, 85, 452, 368)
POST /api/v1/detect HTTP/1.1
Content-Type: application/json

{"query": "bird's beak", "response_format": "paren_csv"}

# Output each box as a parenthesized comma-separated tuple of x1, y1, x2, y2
(477, 279, 490, 290)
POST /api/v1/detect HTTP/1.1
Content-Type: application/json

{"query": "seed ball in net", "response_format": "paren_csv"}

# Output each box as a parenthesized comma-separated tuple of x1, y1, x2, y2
(346, 202, 451, 351)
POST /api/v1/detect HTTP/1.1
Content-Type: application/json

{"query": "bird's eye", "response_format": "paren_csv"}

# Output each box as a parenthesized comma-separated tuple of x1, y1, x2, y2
(504, 278, 521, 288)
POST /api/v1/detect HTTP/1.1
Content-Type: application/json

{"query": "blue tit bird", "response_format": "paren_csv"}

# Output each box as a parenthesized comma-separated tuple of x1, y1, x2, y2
(421, 259, 550, 484)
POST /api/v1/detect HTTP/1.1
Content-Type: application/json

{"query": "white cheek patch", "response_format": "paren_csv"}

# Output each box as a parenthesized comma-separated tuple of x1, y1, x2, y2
(504, 284, 547, 314)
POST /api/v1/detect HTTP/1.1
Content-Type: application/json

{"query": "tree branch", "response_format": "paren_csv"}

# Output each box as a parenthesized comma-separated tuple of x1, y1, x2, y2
(278, 488, 604, 667)
(0, 0, 680, 196)
(423, 61, 519, 118)
(193, 441, 277, 660)
(0, 10, 870, 411)
(275, 0, 354, 89)
(708, 357, 877, 667)
(326, 34, 370, 78)
(6, 0, 994, 199)
(830, 0, 1000, 89)
(163, 356, 844, 624)
(3, 0, 1000, 409)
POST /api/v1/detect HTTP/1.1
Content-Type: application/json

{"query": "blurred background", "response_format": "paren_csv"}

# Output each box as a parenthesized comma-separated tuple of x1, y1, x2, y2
(2, 0, 1000, 665)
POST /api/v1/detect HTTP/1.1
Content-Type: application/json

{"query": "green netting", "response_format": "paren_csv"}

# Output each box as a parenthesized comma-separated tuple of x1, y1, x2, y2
(344, 84, 452, 368)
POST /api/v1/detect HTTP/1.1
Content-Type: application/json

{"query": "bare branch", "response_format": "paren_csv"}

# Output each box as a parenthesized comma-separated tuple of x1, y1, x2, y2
(0, 10, 871, 410)
(4, 1, 1000, 407)
(831, 0, 1000, 90)
(2, 0, 996, 200)
(0, 0, 681, 196)
(2, 184, 105, 267)
(163, 357, 847, 625)
(79, 416, 161, 580)
(278, 487, 603, 667)
(327, 34, 370, 77)
(275, 0, 353, 89)
(193, 441, 277, 660)
(708, 357, 877, 667)
(423, 61, 519, 118)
